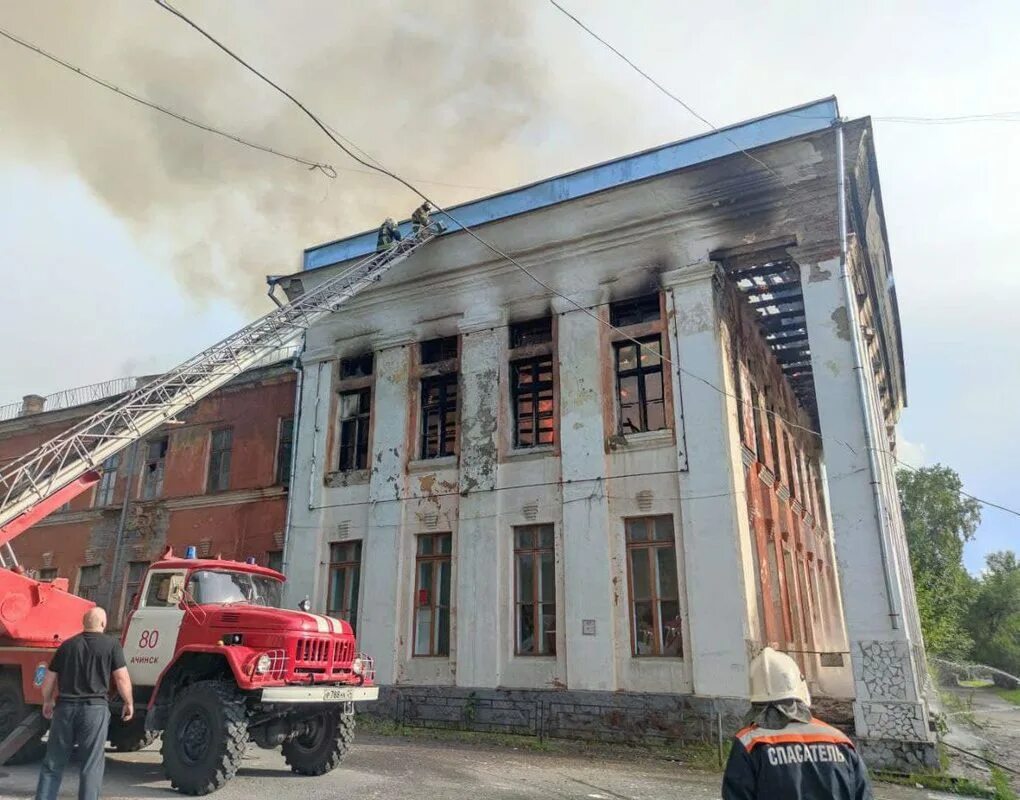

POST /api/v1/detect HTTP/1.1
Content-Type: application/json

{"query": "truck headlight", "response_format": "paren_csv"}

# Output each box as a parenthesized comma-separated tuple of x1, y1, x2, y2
(255, 654, 272, 675)
(351, 657, 364, 676)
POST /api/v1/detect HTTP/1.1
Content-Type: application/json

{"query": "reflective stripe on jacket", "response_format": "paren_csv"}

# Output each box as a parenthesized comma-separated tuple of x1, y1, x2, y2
(722, 717, 873, 800)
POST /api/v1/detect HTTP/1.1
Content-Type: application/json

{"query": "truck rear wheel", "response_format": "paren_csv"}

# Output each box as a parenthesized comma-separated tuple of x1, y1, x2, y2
(0, 674, 45, 765)
(282, 709, 354, 776)
(160, 681, 248, 795)
(108, 715, 158, 752)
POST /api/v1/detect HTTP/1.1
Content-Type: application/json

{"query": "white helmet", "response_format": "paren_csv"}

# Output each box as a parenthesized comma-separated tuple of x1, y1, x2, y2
(749, 647, 811, 706)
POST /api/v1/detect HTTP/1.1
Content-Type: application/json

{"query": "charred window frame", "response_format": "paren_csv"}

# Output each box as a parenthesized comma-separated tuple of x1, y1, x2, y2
(327, 541, 362, 632)
(749, 384, 766, 463)
(508, 318, 555, 449)
(141, 437, 168, 500)
(625, 516, 682, 657)
(417, 337, 459, 460)
(413, 533, 452, 656)
(767, 405, 782, 475)
(336, 353, 374, 472)
(514, 525, 556, 656)
(207, 428, 233, 493)
(608, 295, 669, 436)
(614, 336, 666, 435)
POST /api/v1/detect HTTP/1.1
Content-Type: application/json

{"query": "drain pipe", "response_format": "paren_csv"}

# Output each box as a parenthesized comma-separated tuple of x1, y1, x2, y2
(280, 341, 306, 579)
(835, 122, 901, 631)
(105, 440, 140, 618)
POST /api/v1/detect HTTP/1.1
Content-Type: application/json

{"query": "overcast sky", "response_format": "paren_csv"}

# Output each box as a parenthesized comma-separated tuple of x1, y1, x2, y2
(1, 0, 1016, 571)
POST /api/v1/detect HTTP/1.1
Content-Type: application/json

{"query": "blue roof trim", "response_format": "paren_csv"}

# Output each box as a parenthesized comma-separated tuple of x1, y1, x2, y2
(304, 97, 839, 271)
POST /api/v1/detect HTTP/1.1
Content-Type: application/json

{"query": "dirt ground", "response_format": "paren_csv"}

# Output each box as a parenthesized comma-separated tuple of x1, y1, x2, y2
(940, 684, 1020, 792)
(0, 732, 946, 800)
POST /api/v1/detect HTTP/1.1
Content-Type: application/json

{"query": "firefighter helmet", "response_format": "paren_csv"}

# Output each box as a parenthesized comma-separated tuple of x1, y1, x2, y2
(749, 647, 811, 705)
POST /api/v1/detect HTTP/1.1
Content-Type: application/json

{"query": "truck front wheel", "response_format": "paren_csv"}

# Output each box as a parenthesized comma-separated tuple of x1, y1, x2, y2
(281, 708, 354, 776)
(160, 681, 248, 795)
(0, 674, 45, 765)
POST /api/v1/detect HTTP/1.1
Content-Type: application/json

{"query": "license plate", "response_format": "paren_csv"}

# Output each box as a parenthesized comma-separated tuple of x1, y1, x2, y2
(322, 688, 355, 701)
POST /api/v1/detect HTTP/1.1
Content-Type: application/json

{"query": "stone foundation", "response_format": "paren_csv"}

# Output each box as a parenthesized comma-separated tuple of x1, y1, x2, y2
(363, 685, 749, 745)
(858, 738, 940, 772)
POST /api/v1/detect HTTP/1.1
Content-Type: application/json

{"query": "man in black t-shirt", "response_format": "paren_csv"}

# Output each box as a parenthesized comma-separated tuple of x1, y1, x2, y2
(35, 607, 134, 800)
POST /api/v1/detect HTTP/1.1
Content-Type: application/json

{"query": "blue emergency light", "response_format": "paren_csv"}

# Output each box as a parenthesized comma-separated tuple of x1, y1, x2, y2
(185, 546, 197, 559)
(245, 557, 256, 565)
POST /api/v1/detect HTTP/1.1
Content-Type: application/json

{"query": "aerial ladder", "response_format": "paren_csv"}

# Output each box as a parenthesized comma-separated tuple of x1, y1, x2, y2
(0, 224, 437, 556)
(0, 225, 437, 769)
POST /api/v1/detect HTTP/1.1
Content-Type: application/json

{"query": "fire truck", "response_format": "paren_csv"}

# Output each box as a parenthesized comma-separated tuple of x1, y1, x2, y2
(0, 225, 438, 793)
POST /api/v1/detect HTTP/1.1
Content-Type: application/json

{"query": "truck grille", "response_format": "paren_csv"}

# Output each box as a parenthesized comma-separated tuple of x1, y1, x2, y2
(293, 637, 355, 674)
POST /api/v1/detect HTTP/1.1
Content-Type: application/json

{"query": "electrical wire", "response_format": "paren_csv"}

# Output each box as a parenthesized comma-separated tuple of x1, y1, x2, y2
(150, 0, 1020, 524)
(0, 24, 338, 178)
(544, 0, 785, 183)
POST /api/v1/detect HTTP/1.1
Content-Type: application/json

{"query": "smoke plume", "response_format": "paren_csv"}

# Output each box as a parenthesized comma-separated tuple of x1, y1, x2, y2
(1, 1, 658, 311)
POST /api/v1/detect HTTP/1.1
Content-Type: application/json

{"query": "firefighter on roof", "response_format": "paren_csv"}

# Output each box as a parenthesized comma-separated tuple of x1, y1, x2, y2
(722, 647, 874, 800)
(411, 201, 433, 233)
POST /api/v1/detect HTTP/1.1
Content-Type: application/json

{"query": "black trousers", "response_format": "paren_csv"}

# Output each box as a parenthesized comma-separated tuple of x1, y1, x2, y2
(35, 702, 110, 800)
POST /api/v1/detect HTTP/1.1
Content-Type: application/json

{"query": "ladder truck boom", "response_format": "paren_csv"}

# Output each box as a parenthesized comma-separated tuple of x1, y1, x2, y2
(0, 225, 437, 560)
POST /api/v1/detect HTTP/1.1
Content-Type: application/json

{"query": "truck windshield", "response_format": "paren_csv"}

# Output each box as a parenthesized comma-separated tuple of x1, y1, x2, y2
(188, 570, 283, 608)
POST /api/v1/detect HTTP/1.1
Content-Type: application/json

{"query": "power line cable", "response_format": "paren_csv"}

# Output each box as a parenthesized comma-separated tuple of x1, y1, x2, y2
(150, 0, 1020, 524)
(544, 0, 785, 183)
(0, 24, 338, 178)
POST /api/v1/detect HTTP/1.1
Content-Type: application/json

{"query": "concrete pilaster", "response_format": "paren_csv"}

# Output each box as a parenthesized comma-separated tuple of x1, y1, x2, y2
(554, 293, 617, 691)
(454, 312, 505, 686)
(798, 252, 934, 765)
(359, 333, 415, 685)
(282, 357, 331, 611)
(664, 263, 755, 698)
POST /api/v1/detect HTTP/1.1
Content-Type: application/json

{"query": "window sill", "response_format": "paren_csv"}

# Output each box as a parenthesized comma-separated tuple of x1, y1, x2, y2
(610, 428, 674, 453)
(325, 470, 370, 488)
(408, 455, 458, 472)
(506, 445, 557, 461)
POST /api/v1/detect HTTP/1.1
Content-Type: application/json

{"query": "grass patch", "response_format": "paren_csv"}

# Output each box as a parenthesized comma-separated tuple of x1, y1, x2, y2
(994, 688, 1020, 706)
(355, 715, 729, 771)
(960, 679, 996, 688)
(990, 767, 1018, 800)
(875, 770, 995, 798)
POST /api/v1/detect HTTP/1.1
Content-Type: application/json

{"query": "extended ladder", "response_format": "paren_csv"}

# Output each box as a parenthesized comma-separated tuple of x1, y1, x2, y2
(0, 225, 438, 560)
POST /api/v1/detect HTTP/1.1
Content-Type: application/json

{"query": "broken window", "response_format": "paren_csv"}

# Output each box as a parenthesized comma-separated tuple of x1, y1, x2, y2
(784, 437, 798, 499)
(207, 428, 233, 493)
(338, 390, 371, 470)
(610, 294, 661, 327)
(626, 516, 682, 657)
(266, 550, 283, 573)
(413, 533, 452, 657)
(76, 565, 101, 603)
(339, 352, 374, 379)
(750, 385, 766, 464)
(38, 568, 58, 582)
(420, 336, 458, 365)
(510, 317, 552, 348)
(420, 375, 458, 459)
(327, 541, 362, 632)
(614, 336, 665, 434)
(276, 417, 294, 486)
(767, 405, 781, 475)
(95, 453, 119, 507)
(512, 357, 555, 448)
(514, 525, 556, 656)
(141, 437, 168, 500)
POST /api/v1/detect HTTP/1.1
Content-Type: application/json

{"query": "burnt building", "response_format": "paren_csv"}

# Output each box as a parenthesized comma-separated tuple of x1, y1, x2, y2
(275, 98, 934, 768)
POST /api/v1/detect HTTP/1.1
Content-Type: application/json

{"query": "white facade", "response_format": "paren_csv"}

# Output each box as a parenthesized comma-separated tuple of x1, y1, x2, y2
(278, 103, 934, 762)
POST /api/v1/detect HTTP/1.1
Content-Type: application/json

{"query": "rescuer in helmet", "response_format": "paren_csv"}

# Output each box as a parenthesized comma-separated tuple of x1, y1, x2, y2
(722, 647, 873, 800)
(375, 217, 403, 252)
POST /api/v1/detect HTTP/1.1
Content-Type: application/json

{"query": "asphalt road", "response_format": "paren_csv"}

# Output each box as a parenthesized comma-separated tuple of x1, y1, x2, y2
(0, 734, 943, 800)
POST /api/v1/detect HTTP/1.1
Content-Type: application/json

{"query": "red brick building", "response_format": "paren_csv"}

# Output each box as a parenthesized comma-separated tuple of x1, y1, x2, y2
(0, 359, 297, 630)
